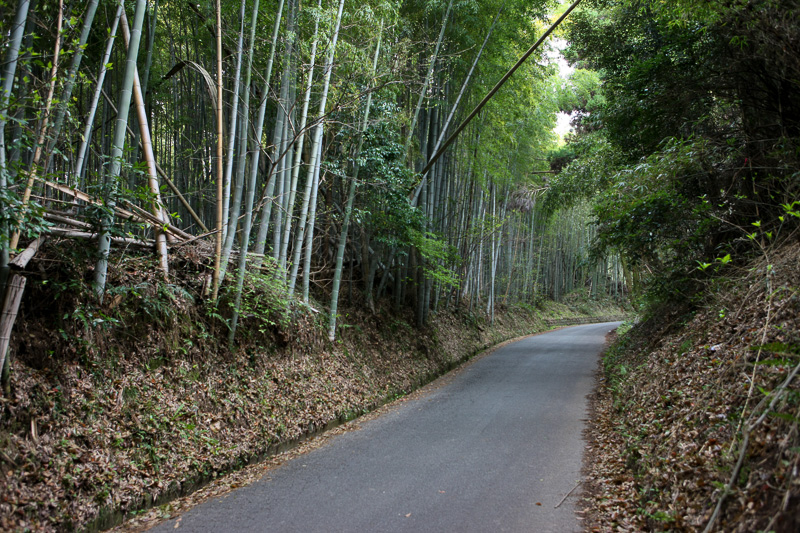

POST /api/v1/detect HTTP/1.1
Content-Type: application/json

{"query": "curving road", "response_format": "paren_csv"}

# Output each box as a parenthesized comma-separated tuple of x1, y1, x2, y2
(151, 322, 619, 533)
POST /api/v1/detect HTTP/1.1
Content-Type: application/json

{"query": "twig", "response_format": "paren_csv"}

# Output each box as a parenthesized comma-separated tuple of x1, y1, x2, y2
(703, 359, 800, 533)
(555, 480, 583, 508)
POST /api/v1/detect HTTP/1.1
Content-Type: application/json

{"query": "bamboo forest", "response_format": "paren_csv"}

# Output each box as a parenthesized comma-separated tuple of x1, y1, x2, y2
(0, 0, 625, 340)
(1, 0, 799, 531)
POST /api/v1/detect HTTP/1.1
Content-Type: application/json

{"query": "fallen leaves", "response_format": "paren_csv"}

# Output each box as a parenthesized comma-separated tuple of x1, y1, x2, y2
(582, 242, 800, 532)
(0, 302, 574, 532)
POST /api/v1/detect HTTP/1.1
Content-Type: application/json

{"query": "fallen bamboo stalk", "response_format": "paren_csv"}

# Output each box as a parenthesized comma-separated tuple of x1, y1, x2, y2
(43, 212, 93, 230)
(39, 178, 191, 241)
(31, 194, 83, 208)
(10, 237, 45, 269)
(121, 200, 193, 241)
(47, 227, 154, 248)
(39, 178, 141, 222)
(41, 207, 81, 218)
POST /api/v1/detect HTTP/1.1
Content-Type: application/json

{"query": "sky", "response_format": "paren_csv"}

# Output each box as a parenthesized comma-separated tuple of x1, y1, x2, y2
(547, 38, 575, 139)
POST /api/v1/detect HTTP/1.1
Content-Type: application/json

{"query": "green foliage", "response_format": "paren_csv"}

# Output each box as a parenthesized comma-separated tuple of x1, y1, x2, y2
(589, 139, 722, 294)
(0, 184, 51, 249)
(107, 282, 194, 327)
(544, 131, 623, 211)
(221, 260, 291, 335)
(357, 100, 421, 248)
(556, 68, 605, 133)
(565, 1, 726, 159)
(408, 228, 461, 288)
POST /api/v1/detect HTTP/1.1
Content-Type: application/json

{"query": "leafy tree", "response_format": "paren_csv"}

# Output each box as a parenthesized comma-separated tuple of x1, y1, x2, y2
(554, 0, 800, 302)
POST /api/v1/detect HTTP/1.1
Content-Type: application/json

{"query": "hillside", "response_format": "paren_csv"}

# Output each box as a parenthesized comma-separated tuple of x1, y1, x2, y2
(583, 240, 800, 532)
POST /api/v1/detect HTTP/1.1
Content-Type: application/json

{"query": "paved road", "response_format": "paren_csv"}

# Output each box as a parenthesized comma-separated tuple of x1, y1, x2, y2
(151, 322, 619, 533)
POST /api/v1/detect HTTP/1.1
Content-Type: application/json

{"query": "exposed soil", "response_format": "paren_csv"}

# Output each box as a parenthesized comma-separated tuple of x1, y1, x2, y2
(582, 240, 800, 532)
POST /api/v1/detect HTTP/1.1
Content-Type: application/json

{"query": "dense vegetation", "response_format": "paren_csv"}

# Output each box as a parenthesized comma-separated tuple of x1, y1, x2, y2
(555, 0, 800, 301)
(0, 0, 624, 355)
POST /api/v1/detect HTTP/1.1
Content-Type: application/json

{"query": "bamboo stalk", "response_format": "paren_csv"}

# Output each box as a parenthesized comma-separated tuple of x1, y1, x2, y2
(211, 0, 225, 300)
(93, 0, 148, 300)
(120, 10, 170, 277)
(419, 0, 584, 178)
(11, 0, 64, 250)
(10, 237, 44, 269)
(0, 274, 26, 392)
(0, 0, 31, 269)
(328, 22, 382, 341)
(43, 212, 93, 230)
(232, 0, 284, 272)
(50, 228, 153, 247)
(300, 0, 347, 302)
(222, 0, 248, 242)
(73, 3, 124, 184)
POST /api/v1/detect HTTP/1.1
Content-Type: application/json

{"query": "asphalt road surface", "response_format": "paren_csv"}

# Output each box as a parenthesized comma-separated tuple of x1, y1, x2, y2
(151, 322, 619, 533)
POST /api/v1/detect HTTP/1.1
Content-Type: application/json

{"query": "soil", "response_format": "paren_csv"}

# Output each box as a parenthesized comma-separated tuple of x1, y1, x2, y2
(581, 240, 800, 532)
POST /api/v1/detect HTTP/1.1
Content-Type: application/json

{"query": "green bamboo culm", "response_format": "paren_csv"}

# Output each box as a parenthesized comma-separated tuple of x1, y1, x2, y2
(328, 22, 383, 342)
(0, 0, 32, 273)
(93, 0, 148, 301)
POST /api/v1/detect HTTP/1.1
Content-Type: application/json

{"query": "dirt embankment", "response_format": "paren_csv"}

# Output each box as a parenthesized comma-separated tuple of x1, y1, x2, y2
(583, 241, 800, 532)
(0, 244, 626, 532)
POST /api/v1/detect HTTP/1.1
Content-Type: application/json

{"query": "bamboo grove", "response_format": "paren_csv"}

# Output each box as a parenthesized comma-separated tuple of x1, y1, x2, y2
(0, 0, 625, 342)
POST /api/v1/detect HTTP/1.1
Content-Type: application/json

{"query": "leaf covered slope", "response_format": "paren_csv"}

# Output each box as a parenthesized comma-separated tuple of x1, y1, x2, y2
(584, 240, 800, 532)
